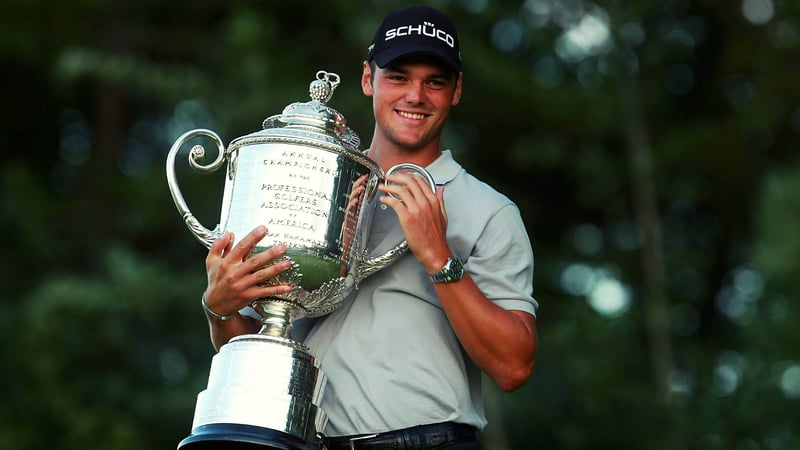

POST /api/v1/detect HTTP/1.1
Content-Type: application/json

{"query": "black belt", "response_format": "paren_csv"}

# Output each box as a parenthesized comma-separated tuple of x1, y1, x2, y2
(322, 421, 477, 449)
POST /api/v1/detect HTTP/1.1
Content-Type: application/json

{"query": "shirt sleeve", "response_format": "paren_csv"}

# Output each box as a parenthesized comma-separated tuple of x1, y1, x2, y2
(466, 203, 538, 317)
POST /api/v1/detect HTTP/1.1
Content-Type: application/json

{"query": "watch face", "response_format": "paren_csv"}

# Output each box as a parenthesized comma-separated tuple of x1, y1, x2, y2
(449, 258, 464, 279)
(430, 257, 465, 283)
(430, 258, 464, 283)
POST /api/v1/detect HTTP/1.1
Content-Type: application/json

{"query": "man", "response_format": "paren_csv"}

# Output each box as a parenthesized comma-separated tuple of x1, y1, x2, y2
(201, 5, 538, 449)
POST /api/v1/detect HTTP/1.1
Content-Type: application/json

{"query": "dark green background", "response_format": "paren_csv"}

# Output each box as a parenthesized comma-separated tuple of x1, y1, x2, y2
(2, 0, 799, 449)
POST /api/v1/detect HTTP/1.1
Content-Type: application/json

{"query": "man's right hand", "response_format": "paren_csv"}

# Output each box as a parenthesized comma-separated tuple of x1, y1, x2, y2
(203, 225, 293, 320)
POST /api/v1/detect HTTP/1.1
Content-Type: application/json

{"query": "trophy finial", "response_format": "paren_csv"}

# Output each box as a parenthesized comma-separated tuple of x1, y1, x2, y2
(309, 70, 340, 104)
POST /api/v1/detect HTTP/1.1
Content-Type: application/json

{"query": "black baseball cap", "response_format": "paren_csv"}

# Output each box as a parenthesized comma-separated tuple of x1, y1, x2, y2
(367, 5, 462, 74)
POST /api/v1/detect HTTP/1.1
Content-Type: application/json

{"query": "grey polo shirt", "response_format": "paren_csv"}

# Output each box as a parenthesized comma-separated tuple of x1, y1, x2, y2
(302, 150, 537, 436)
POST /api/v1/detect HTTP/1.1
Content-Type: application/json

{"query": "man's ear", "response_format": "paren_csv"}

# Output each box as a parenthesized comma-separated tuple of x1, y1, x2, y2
(362, 61, 374, 96)
(451, 72, 463, 106)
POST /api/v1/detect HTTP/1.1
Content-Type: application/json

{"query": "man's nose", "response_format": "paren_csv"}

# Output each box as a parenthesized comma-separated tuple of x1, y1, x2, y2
(405, 82, 426, 104)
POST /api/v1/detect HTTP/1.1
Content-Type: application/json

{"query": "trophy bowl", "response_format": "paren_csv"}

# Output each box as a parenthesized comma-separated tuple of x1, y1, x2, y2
(167, 71, 434, 449)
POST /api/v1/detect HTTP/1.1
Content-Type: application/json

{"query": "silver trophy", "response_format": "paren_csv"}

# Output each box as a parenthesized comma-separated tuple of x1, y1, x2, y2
(167, 71, 435, 449)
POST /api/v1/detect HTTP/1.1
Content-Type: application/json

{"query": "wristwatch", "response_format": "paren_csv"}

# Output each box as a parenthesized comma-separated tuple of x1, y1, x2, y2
(428, 257, 465, 284)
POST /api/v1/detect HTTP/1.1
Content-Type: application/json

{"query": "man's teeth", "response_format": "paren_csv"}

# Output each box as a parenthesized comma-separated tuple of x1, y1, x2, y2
(399, 111, 425, 120)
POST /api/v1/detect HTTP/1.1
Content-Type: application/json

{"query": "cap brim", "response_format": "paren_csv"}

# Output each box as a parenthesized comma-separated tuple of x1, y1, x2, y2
(373, 44, 461, 73)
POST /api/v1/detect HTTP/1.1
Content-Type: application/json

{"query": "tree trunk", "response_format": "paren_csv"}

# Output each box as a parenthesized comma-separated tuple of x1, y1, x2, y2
(620, 75, 676, 403)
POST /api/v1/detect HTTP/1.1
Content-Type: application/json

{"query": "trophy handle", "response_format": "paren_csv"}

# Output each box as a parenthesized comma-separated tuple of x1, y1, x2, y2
(166, 129, 227, 249)
(383, 162, 437, 200)
(356, 163, 437, 282)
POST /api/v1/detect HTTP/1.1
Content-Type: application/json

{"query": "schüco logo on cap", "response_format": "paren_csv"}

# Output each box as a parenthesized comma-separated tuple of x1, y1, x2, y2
(384, 21, 456, 48)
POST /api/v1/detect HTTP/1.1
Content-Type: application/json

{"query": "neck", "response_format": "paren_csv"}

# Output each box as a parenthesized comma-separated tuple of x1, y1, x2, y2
(367, 135, 443, 171)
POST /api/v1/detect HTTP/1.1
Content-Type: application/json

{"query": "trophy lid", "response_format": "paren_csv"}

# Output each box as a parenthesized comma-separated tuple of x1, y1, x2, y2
(260, 70, 361, 152)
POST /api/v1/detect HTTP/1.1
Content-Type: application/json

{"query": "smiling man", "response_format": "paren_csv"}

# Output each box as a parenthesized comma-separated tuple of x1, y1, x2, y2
(200, 5, 539, 450)
(303, 6, 540, 449)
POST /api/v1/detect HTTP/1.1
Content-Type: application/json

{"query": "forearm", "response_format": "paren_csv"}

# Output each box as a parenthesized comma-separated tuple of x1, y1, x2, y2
(435, 275, 537, 391)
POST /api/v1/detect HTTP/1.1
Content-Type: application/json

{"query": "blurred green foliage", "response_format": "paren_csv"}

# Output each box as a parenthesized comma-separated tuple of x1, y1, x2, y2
(1, 0, 799, 449)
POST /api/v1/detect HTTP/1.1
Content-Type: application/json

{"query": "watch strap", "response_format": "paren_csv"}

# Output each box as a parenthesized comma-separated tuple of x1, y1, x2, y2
(429, 257, 464, 284)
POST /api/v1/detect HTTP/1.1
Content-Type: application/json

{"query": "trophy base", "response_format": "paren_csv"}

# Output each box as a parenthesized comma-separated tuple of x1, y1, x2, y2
(177, 423, 315, 450)
(186, 334, 327, 447)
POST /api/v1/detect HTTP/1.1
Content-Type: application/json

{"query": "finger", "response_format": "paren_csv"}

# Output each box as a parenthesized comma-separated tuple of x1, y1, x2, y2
(244, 282, 294, 300)
(230, 225, 268, 262)
(405, 173, 436, 200)
(436, 186, 448, 226)
(221, 232, 234, 257)
(348, 183, 365, 206)
(206, 231, 233, 268)
(397, 173, 427, 200)
(350, 183, 365, 198)
(245, 243, 288, 271)
(384, 173, 434, 201)
(378, 184, 406, 209)
(379, 174, 415, 202)
(353, 174, 368, 189)
(385, 175, 437, 216)
(251, 258, 294, 285)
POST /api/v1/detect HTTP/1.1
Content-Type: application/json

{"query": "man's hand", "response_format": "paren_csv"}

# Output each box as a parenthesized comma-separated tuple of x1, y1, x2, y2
(378, 173, 451, 273)
(203, 225, 293, 317)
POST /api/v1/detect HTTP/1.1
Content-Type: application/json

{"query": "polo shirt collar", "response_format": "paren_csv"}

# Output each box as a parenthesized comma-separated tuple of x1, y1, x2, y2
(425, 150, 462, 185)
